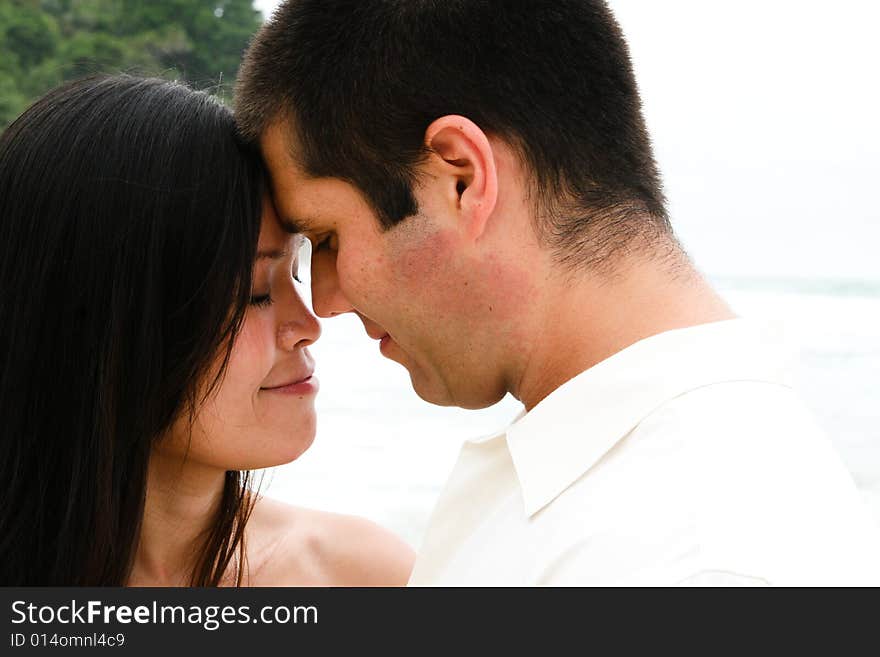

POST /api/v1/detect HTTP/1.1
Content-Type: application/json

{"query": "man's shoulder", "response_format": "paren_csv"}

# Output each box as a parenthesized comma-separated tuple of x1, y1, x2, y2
(620, 380, 851, 504)
(549, 378, 863, 541)
(539, 380, 880, 584)
(632, 379, 822, 450)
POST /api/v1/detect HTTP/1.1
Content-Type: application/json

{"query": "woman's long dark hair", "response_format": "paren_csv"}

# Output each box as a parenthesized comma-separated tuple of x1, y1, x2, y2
(0, 75, 265, 586)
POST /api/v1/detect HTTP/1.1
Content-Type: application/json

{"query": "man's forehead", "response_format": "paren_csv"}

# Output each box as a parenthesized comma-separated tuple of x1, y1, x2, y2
(259, 120, 315, 232)
(259, 117, 385, 236)
(260, 115, 305, 170)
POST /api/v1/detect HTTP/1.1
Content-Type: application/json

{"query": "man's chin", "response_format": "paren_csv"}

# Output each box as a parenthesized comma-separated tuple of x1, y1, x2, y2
(408, 371, 505, 410)
(412, 384, 457, 407)
(383, 342, 505, 409)
(401, 365, 455, 407)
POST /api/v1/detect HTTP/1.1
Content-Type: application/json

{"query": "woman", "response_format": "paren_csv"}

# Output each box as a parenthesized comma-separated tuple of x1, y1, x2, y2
(0, 75, 414, 586)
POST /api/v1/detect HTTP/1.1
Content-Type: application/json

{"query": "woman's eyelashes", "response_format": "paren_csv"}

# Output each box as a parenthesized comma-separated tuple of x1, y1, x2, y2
(252, 241, 305, 306)
(252, 264, 302, 307)
(249, 292, 273, 308)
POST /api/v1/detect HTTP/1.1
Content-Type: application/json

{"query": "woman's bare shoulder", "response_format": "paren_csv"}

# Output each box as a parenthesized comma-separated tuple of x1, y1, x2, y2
(246, 496, 415, 587)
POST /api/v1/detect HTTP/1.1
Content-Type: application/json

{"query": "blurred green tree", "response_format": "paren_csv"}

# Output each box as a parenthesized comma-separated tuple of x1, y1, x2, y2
(0, 0, 263, 129)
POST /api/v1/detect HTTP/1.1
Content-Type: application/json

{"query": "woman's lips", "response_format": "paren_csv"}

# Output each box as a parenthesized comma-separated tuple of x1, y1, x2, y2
(261, 374, 319, 396)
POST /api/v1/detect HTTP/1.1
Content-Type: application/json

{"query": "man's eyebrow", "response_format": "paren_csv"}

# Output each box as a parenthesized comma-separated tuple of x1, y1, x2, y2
(256, 249, 289, 260)
(280, 215, 314, 235)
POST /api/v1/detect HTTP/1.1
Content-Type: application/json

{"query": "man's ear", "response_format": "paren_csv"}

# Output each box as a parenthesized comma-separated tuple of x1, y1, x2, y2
(423, 115, 498, 240)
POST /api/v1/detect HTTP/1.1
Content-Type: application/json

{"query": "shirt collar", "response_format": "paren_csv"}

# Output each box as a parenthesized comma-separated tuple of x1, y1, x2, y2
(496, 319, 795, 517)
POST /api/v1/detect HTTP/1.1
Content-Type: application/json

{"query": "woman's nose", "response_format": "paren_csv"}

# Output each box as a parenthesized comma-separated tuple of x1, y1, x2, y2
(277, 293, 322, 352)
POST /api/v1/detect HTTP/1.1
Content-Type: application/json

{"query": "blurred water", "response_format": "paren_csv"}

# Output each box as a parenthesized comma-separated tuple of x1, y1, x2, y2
(259, 277, 880, 548)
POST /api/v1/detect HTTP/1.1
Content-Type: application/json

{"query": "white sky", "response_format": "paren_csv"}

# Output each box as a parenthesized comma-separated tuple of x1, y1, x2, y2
(251, 0, 880, 281)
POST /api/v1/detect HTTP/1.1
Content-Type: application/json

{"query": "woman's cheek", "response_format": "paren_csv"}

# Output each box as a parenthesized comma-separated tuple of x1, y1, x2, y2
(227, 311, 276, 389)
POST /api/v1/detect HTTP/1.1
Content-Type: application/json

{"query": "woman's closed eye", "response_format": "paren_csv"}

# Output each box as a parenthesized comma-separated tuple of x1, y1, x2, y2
(249, 292, 273, 308)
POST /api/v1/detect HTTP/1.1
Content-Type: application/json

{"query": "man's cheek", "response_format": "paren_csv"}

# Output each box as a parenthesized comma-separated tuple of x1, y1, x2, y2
(401, 227, 451, 267)
(336, 251, 386, 309)
(390, 229, 461, 299)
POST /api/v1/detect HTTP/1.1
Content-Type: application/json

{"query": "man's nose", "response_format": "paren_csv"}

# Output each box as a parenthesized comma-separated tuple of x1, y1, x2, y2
(310, 253, 354, 318)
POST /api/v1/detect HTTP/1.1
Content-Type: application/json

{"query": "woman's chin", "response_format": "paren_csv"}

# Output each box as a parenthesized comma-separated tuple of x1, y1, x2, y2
(274, 430, 316, 466)
(235, 427, 316, 471)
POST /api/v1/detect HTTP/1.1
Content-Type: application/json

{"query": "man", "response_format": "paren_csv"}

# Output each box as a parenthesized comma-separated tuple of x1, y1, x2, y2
(235, 0, 880, 585)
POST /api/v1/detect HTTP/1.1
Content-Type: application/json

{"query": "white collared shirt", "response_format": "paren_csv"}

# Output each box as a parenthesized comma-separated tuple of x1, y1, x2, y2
(408, 320, 880, 586)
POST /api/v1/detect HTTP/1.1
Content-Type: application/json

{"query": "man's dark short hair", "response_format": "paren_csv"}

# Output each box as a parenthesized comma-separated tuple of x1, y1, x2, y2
(236, 0, 673, 269)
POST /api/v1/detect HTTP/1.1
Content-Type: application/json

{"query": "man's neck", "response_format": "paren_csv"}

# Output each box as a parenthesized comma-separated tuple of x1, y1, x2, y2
(512, 254, 735, 411)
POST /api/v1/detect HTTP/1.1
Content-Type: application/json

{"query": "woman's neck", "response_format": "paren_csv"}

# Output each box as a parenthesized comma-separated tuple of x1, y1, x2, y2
(129, 449, 228, 586)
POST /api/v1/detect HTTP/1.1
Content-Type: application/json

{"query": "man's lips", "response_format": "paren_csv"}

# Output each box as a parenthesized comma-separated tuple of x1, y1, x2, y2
(358, 312, 388, 342)
(378, 334, 396, 357)
(367, 330, 394, 353)
(359, 317, 395, 355)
